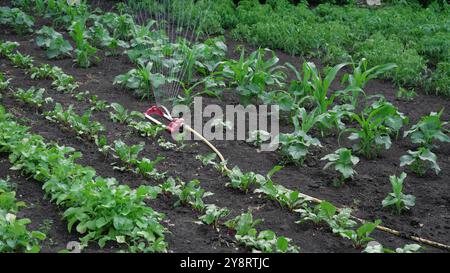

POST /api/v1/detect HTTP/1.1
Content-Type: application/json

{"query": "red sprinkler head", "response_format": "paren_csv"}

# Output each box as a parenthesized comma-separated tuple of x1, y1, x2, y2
(145, 106, 165, 118)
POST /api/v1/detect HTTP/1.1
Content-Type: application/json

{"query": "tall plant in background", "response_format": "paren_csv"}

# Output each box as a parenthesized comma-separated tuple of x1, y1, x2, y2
(69, 19, 98, 68)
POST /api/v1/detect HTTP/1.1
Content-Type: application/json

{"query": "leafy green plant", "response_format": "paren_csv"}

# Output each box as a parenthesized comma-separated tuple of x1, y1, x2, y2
(221, 48, 286, 105)
(363, 241, 422, 253)
(0, 41, 19, 57)
(296, 201, 357, 236)
(225, 212, 299, 253)
(400, 147, 440, 176)
(0, 177, 45, 253)
(45, 103, 104, 139)
(113, 62, 173, 100)
(35, 26, 72, 59)
(345, 103, 402, 158)
(396, 87, 417, 102)
(94, 135, 111, 156)
(0, 73, 10, 90)
(14, 87, 53, 107)
(109, 102, 142, 124)
(321, 148, 359, 186)
(29, 64, 56, 80)
(112, 140, 144, 171)
(382, 173, 415, 214)
(0, 7, 34, 35)
(340, 220, 382, 248)
(135, 157, 165, 180)
(9, 52, 33, 69)
(246, 130, 271, 148)
(404, 110, 449, 148)
(276, 130, 322, 166)
(162, 178, 213, 211)
(199, 204, 230, 229)
(226, 167, 263, 193)
(69, 19, 98, 68)
(129, 121, 163, 138)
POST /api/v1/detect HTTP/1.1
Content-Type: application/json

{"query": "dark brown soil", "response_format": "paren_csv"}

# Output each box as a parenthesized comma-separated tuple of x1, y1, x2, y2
(0, 0, 449, 253)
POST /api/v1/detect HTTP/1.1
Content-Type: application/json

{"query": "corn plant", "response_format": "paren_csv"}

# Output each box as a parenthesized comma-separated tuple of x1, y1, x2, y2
(307, 62, 349, 114)
(14, 87, 53, 107)
(340, 58, 397, 107)
(400, 147, 440, 176)
(321, 148, 359, 186)
(382, 173, 415, 214)
(199, 204, 230, 229)
(35, 26, 72, 59)
(404, 110, 449, 148)
(69, 19, 98, 68)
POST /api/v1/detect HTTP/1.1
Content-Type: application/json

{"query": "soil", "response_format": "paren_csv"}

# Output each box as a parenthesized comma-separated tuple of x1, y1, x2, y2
(0, 0, 449, 253)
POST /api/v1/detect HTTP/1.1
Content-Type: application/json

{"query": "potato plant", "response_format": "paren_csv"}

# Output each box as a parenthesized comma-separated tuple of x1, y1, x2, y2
(321, 148, 359, 186)
(400, 148, 441, 176)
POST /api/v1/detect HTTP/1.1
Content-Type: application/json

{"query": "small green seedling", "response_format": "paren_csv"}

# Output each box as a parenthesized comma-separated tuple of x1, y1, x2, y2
(382, 173, 415, 214)
(321, 148, 359, 186)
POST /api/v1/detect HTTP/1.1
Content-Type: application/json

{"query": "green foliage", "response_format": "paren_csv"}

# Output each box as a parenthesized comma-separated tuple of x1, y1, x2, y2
(45, 103, 104, 139)
(109, 102, 142, 124)
(129, 121, 163, 138)
(0, 7, 34, 35)
(14, 87, 53, 107)
(162, 178, 213, 211)
(35, 26, 72, 59)
(0, 73, 10, 90)
(404, 110, 449, 148)
(112, 140, 144, 171)
(345, 101, 407, 158)
(113, 62, 173, 100)
(400, 147, 440, 176)
(321, 148, 359, 186)
(340, 220, 382, 248)
(0, 106, 167, 252)
(382, 173, 416, 214)
(276, 129, 322, 166)
(69, 19, 98, 68)
(199, 204, 230, 229)
(9, 52, 33, 69)
(225, 212, 299, 253)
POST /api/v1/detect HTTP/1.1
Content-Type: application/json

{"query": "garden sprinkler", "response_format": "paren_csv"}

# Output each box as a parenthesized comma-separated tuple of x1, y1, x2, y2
(144, 105, 230, 172)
